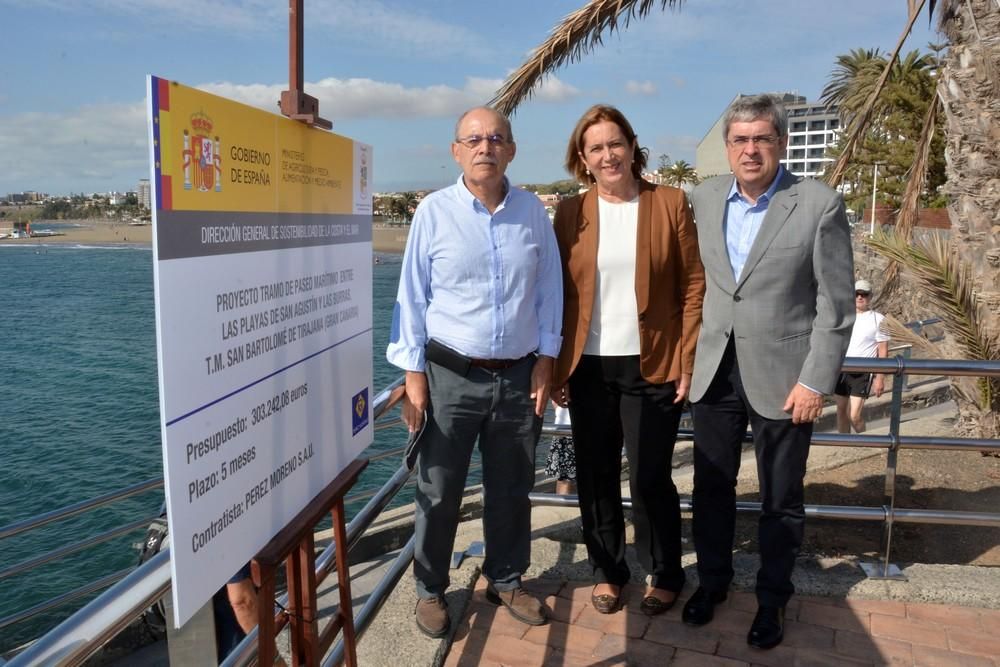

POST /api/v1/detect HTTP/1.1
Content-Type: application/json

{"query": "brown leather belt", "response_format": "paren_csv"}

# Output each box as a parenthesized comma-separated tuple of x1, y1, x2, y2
(468, 355, 532, 370)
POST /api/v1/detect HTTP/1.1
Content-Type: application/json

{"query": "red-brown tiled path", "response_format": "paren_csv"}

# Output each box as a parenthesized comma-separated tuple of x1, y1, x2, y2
(444, 577, 1000, 667)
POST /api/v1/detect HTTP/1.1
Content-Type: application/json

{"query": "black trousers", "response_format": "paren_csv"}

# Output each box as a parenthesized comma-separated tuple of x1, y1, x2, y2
(567, 355, 685, 591)
(691, 341, 812, 607)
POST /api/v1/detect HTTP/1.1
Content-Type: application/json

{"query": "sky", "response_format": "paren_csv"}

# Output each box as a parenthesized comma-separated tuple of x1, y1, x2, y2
(0, 0, 941, 196)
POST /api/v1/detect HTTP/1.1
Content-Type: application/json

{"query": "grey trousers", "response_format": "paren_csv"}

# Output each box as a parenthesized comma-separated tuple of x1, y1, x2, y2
(413, 356, 541, 599)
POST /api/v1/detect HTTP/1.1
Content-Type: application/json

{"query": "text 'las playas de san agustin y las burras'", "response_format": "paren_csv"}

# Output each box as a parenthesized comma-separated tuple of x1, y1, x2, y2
(183, 268, 357, 554)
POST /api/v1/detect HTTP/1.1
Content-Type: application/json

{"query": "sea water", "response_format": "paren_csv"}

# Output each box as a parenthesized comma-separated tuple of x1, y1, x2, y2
(0, 245, 414, 650)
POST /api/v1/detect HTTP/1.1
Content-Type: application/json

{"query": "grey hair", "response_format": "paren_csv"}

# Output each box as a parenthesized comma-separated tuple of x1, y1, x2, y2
(721, 94, 788, 140)
(454, 106, 514, 143)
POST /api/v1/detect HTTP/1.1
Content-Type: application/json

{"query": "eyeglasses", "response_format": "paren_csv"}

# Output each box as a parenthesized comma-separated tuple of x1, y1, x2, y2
(455, 134, 508, 149)
(855, 291, 871, 298)
(727, 135, 779, 148)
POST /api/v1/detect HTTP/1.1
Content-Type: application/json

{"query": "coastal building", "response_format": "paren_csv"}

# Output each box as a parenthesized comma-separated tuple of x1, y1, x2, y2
(784, 99, 840, 177)
(5, 191, 45, 203)
(696, 93, 840, 180)
(137, 179, 151, 209)
(641, 170, 663, 185)
(535, 193, 561, 207)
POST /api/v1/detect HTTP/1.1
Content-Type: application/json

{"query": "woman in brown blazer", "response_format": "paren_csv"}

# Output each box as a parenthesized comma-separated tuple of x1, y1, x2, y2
(552, 105, 705, 615)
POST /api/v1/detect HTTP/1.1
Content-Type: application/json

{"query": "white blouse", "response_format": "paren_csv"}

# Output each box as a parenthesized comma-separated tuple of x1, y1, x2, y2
(583, 196, 640, 356)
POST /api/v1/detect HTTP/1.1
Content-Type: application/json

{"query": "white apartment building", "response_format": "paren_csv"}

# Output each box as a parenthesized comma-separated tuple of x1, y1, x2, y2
(783, 99, 840, 178)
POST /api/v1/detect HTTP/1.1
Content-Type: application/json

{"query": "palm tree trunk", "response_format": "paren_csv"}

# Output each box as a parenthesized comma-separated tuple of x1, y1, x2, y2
(937, 0, 1000, 438)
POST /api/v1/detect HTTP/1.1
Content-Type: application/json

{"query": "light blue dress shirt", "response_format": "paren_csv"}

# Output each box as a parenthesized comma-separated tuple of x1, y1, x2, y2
(724, 165, 785, 281)
(386, 175, 563, 372)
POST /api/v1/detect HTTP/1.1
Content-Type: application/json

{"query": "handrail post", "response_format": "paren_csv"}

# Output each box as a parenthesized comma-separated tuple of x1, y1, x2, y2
(861, 355, 907, 580)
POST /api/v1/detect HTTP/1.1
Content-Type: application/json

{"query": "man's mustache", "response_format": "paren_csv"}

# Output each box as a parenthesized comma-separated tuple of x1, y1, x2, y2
(474, 157, 498, 166)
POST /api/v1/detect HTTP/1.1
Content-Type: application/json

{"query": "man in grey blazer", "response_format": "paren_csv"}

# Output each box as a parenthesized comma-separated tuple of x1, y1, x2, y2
(682, 95, 855, 649)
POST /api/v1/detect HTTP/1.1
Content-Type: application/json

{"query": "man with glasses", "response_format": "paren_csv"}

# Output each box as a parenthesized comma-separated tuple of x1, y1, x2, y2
(684, 94, 855, 649)
(387, 106, 562, 638)
(834, 279, 889, 433)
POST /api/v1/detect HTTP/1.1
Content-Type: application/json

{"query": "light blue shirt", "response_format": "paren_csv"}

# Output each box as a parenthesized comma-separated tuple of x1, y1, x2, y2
(386, 175, 563, 372)
(724, 165, 785, 281)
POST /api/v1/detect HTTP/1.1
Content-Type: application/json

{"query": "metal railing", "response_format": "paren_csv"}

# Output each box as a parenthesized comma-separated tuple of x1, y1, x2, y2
(0, 480, 164, 632)
(0, 378, 405, 636)
(5, 378, 403, 666)
(7, 355, 1000, 666)
(532, 355, 1000, 580)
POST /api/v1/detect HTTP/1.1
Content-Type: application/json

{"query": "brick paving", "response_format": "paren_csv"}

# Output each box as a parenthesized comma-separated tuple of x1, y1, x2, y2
(442, 577, 1000, 667)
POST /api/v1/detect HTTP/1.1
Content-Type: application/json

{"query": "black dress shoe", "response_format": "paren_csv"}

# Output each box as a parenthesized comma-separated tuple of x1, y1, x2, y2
(681, 587, 727, 626)
(747, 605, 785, 649)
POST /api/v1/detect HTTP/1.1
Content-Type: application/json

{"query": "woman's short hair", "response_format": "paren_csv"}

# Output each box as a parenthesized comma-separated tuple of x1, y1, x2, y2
(721, 94, 789, 140)
(564, 104, 648, 184)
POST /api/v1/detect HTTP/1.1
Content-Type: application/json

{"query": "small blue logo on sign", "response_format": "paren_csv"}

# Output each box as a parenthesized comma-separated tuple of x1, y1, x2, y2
(352, 388, 369, 435)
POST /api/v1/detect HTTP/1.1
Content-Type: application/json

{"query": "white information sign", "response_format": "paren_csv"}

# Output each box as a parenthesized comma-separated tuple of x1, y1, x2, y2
(147, 76, 374, 626)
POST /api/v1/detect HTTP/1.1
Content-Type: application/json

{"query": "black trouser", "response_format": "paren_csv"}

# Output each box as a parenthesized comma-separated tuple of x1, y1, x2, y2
(691, 341, 812, 607)
(567, 355, 685, 592)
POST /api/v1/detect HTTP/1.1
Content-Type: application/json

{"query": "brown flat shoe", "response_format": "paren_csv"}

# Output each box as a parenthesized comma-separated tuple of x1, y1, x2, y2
(640, 588, 678, 616)
(590, 584, 621, 614)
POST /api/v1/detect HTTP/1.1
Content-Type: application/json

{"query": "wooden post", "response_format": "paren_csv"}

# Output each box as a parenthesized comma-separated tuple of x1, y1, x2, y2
(280, 0, 332, 129)
(252, 458, 367, 666)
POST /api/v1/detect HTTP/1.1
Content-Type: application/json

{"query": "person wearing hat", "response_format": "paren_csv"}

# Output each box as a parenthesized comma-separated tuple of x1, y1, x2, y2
(834, 279, 889, 433)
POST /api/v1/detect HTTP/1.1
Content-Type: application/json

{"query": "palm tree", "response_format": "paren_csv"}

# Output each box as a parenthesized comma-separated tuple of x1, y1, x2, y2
(489, 0, 998, 437)
(820, 47, 944, 215)
(664, 160, 698, 187)
(821, 47, 885, 123)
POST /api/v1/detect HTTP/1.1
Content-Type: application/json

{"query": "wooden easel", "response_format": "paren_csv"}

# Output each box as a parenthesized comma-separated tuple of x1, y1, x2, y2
(252, 458, 368, 666)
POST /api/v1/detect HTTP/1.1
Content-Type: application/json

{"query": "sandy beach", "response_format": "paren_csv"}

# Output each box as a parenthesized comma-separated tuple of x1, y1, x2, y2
(1, 220, 408, 253)
(0, 220, 152, 246)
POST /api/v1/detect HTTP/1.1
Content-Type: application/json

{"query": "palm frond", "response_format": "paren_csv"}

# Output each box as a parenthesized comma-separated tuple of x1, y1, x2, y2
(875, 93, 940, 303)
(879, 313, 941, 357)
(490, 0, 682, 115)
(866, 229, 1000, 409)
(826, 0, 928, 187)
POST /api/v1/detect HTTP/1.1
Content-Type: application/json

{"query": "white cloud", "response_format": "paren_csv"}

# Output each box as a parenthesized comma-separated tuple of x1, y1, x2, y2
(533, 76, 582, 103)
(625, 80, 658, 96)
(201, 74, 579, 119)
(308, 0, 493, 60)
(0, 74, 579, 193)
(0, 102, 147, 193)
(652, 134, 701, 163)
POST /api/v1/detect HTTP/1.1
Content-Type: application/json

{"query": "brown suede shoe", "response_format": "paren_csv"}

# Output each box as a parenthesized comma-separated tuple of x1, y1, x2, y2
(485, 584, 547, 626)
(414, 596, 449, 638)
